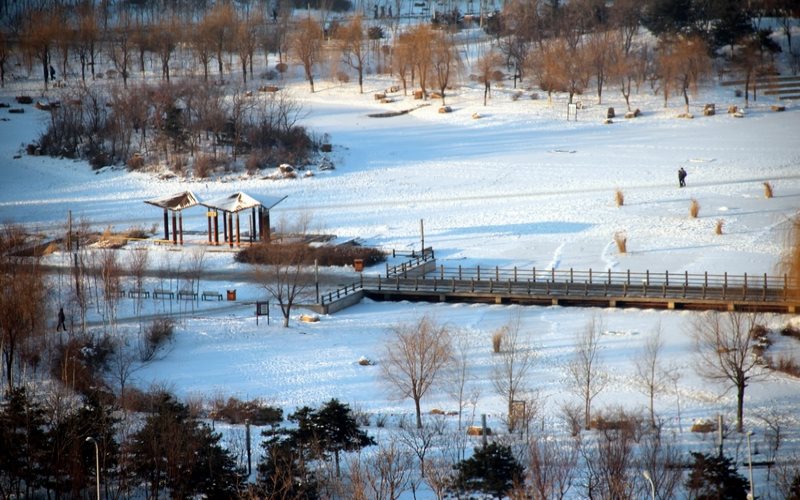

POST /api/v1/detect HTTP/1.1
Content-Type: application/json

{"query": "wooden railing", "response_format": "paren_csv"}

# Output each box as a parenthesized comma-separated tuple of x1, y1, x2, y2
(319, 261, 799, 310)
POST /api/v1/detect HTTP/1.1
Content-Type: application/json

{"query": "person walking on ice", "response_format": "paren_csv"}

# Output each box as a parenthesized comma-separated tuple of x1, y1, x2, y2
(56, 307, 66, 332)
(678, 167, 687, 187)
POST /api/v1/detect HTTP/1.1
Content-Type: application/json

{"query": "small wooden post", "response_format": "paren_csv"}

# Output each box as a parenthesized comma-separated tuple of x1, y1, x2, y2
(163, 209, 170, 241)
(171, 212, 178, 245)
(235, 212, 241, 246)
(213, 213, 219, 245)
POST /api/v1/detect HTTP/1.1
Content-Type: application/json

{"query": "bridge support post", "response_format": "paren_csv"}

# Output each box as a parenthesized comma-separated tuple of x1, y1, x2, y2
(551, 298, 559, 306)
(668, 301, 676, 310)
(727, 303, 736, 311)
(609, 300, 616, 307)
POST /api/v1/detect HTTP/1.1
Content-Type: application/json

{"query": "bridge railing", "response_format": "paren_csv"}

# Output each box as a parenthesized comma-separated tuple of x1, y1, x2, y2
(422, 265, 795, 291)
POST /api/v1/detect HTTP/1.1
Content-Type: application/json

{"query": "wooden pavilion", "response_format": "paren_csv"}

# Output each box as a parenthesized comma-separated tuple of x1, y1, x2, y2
(143, 191, 199, 245)
(200, 192, 287, 247)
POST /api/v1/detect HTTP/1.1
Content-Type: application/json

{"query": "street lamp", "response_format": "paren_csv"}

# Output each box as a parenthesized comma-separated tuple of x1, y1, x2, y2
(642, 470, 655, 500)
(85, 436, 100, 500)
(746, 431, 755, 500)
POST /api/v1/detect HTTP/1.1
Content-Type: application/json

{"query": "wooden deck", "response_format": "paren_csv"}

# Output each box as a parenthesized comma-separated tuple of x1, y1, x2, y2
(316, 256, 799, 314)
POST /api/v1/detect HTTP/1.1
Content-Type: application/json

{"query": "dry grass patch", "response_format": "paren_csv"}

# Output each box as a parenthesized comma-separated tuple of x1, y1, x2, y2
(615, 189, 624, 207)
(715, 220, 724, 235)
(689, 198, 700, 218)
(491, 329, 505, 353)
(614, 231, 627, 254)
(763, 182, 773, 199)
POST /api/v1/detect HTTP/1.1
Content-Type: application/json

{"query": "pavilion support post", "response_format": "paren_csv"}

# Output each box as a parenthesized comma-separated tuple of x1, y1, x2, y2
(222, 212, 228, 243)
(171, 212, 178, 245)
(236, 213, 241, 246)
(228, 212, 234, 248)
(207, 214, 212, 244)
(264, 210, 271, 243)
(213, 214, 219, 245)
(163, 209, 169, 241)
(251, 207, 256, 242)
(178, 212, 184, 245)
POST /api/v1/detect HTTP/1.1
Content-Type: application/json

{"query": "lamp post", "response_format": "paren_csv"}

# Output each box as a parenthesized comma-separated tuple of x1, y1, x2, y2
(85, 436, 100, 500)
(746, 431, 755, 500)
(642, 470, 655, 500)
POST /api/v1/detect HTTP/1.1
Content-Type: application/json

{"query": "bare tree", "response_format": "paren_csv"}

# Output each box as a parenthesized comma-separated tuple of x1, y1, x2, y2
(635, 323, 672, 426)
(491, 313, 538, 432)
(381, 316, 453, 428)
(430, 31, 460, 105)
(0, 224, 46, 391)
(527, 433, 579, 500)
(361, 440, 414, 500)
(445, 330, 479, 433)
(586, 30, 614, 104)
(692, 311, 765, 433)
(396, 414, 446, 476)
(476, 50, 504, 106)
(292, 17, 323, 92)
(127, 247, 150, 316)
(657, 35, 711, 111)
(99, 248, 122, 336)
(251, 217, 314, 327)
(109, 12, 134, 88)
(338, 15, 367, 93)
(0, 30, 10, 88)
(638, 426, 684, 500)
(567, 314, 608, 430)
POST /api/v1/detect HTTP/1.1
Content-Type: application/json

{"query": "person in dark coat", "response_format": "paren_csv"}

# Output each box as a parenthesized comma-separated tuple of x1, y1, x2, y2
(56, 307, 66, 331)
(678, 167, 687, 187)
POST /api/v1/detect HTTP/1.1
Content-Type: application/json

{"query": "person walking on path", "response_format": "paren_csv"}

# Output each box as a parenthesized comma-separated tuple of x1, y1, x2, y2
(678, 167, 687, 187)
(56, 307, 66, 331)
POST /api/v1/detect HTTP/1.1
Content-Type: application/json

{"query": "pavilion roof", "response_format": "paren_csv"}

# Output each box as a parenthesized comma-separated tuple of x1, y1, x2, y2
(201, 192, 286, 213)
(143, 191, 199, 211)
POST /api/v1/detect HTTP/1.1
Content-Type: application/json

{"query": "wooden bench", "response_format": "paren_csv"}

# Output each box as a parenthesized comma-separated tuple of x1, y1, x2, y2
(202, 290, 223, 301)
(128, 288, 150, 298)
(153, 289, 175, 299)
(177, 289, 198, 300)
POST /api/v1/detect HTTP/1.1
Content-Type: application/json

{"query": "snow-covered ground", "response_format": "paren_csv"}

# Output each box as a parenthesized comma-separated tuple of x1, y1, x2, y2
(2, 37, 800, 496)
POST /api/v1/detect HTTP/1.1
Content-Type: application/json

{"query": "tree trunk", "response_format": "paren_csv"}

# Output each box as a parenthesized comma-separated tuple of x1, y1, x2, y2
(414, 397, 422, 428)
(736, 383, 745, 433)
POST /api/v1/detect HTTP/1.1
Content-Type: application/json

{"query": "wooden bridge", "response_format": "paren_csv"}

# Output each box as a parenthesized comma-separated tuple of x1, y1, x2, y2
(311, 251, 800, 315)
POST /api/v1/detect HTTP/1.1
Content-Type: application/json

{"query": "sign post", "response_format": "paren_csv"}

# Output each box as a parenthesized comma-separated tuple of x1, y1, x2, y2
(256, 301, 269, 325)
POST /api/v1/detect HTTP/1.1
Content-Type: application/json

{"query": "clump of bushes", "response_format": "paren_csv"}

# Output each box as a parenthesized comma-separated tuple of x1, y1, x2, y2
(210, 396, 283, 425)
(236, 242, 386, 267)
(139, 318, 175, 362)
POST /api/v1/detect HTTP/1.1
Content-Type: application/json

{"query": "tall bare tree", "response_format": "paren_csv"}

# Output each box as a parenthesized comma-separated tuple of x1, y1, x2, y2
(109, 12, 134, 87)
(567, 314, 608, 430)
(475, 50, 504, 106)
(338, 15, 367, 93)
(381, 316, 452, 428)
(491, 313, 538, 432)
(292, 17, 323, 92)
(0, 224, 46, 391)
(430, 31, 460, 105)
(657, 35, 711, 111)
(527, 433, 579, 499)
(692, 311, 765, 433)
(635, 323, 672, 426)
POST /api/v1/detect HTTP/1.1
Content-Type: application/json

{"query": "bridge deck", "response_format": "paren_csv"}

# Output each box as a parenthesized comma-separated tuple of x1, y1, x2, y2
(315, 258, 799, 314)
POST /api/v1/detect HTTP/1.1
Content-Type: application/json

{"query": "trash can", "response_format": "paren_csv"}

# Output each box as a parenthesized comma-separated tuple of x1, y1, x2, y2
(353, 259, 364, 272)
(227, 289, 236, 301)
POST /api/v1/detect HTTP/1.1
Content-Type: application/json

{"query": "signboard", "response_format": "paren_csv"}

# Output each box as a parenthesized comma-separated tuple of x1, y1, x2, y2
(567, 103, 578, 121)
(256, 301, 269, 325)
